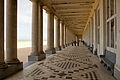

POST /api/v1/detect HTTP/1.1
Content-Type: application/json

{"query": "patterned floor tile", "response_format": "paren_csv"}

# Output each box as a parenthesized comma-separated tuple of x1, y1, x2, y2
(5, 43, 116, 80)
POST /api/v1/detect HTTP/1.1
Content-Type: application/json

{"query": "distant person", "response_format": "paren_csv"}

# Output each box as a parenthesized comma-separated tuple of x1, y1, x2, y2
(74, 41, 76, 46)
(77, 40, 79, 46)
(72, 40, 73, 46)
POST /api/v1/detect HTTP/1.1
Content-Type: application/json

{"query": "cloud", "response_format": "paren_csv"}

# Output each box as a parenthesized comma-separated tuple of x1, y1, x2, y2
(18, 0, 32, 25)
(18, 14, 32, 25)
(4, 0, 48, 41)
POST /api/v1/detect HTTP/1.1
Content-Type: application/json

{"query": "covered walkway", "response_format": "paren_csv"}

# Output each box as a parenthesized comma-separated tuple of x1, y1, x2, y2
(6, 43, 115, 80)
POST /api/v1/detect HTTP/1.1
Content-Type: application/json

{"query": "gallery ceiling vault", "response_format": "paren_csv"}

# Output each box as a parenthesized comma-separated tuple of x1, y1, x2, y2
(41, 0, 95, 37)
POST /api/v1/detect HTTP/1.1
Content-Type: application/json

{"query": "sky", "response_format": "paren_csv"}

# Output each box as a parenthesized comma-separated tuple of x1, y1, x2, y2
(4, 0, 48, 41)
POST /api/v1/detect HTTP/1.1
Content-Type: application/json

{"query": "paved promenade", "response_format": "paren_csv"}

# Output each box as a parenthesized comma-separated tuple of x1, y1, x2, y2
(6, 43, 116, 80)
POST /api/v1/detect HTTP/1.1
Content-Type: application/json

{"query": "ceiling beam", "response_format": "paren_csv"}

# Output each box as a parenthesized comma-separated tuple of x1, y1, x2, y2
(58, 12, 90, 15)
(56, 8, 91, 12)
(51, 0, 95, 4)
(55, 6, 92, 10)
(56, 10, 91, 14)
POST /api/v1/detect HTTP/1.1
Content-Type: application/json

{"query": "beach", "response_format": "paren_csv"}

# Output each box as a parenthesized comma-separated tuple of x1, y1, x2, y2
(4, 40, 47, 64)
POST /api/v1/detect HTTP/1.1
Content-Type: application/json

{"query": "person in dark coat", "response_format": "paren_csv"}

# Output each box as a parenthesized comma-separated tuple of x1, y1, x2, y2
(77, 40, 79, 46)
(72, 40, 73, 46)
(74, 41, 76, 46)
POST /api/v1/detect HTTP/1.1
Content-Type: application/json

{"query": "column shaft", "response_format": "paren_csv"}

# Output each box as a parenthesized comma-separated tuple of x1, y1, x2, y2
(31, 1, 38, 55)
(6, 0, 20, 64)
(47, 12, 54, 50)
(64, 25, 66, 46)
(55, 18, 60, 51)
(60, 22, 64, 48)
(45, 11, 55, 55)
(29, 1, 45, 61)
(0, 0, 7, 68)
(38, 3, 44, 54)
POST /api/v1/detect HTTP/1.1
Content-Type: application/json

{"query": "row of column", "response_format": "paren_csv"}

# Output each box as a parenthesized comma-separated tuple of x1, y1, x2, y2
(29, 0, 67, 59)
(0, 0, 21, 69)
(0, 0, 68, 68)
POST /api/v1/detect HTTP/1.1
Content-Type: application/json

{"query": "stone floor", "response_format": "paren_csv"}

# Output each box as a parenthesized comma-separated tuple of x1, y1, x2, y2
(5, 43, 116, 80)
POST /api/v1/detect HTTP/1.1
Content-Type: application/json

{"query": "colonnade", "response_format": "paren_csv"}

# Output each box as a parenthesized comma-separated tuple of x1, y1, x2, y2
(28, 0, 46, 61)
(0, 0, 76, 79)
(0, 0, 76, 77)
(0, 0, 23, 79)
(0, 0, 21, 69)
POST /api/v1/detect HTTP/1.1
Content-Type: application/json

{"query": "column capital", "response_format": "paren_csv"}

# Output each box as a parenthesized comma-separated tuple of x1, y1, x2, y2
(30, 0, 41, 2)
(44, 6, 54, 14)
(54, 16, 59, 20)
(46, 9, 54, 14)
(30, 0, 39, 2)
(30, 0, 43, 5)
(60, 21, 62, 24)
(60, 20, 65, 25)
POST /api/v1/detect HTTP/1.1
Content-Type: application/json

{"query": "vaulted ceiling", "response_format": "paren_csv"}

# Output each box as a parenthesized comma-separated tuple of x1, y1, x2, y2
(42, 0, 95, 36)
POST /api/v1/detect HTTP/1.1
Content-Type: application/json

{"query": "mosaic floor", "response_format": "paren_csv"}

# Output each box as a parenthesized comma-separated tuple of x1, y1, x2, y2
(6, 43, 116, 80)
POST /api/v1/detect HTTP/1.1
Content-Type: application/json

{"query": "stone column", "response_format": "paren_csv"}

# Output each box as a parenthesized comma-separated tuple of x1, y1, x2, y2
(93, 11, 97, 55)
(45, 11, 55, 56)
(28, 0, 45, 61)
(60, 22, 65, 49)
(6, 0, 20, 64)
(38, 3, 46, 58)
(0, 0, 7, 68)
(64, 25, 66, 47)
(55, 17, 61, 51)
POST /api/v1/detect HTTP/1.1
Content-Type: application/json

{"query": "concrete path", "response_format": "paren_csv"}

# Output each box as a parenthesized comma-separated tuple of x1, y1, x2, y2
(5, 43, 116, 80)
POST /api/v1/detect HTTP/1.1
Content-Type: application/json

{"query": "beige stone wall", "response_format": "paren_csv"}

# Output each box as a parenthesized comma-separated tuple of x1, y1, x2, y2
(83, 0, 120, 78)
(82, 0, 106, 56)
(115, 0, 120, 76)
(82, 25, 90, 46)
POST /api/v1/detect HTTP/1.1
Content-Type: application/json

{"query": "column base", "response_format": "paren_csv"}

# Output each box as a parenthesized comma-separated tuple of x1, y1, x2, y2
(93, 49, 97, 55)
(6, 58, 20, 64)
(45, 49, 55, 56)
(0, 63, 8, 69)
(114, 65, 120, 80)
(0, 62, 23, 79)
(28, 53, 46, 61)
(60, 45, 65, 50)
(65, 44, 68, 47)
(55, 47, 61, 51)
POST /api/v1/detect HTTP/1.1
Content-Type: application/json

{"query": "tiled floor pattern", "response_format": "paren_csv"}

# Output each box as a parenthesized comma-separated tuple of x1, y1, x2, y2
(6, 43, 116, 80)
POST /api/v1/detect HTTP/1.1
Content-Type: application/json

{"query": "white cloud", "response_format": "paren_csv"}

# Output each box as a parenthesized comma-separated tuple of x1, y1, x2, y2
(18, 14, 32, 24)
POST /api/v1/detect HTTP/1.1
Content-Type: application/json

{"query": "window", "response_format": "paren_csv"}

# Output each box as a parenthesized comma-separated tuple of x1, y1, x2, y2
(107, 22, 109, 46)
(110, 0, 114, 16)
(106, 0, 116, 48)
(97, 9, 100, 26)
(107, 0, 116, 18)
(111, 19, 114, 48)
(97, 9, 100, 44)
(98, 29, 100, 44)
(107, 0, 109, 19)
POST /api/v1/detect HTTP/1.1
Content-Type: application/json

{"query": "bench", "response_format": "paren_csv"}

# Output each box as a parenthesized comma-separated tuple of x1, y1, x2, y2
(88, 44, 93, 53)
(100, 50, 116, 75)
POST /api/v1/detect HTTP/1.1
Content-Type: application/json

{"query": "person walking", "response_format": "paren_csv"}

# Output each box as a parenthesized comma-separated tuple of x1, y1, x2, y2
(77, 40, 79, 46)
(72, 40, 73, 46)
(74, 40, 76, 46)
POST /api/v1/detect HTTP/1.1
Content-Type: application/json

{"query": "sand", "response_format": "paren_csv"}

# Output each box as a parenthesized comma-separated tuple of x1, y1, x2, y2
(4, 41, 47, 64)
(17, 46, 46, 64)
